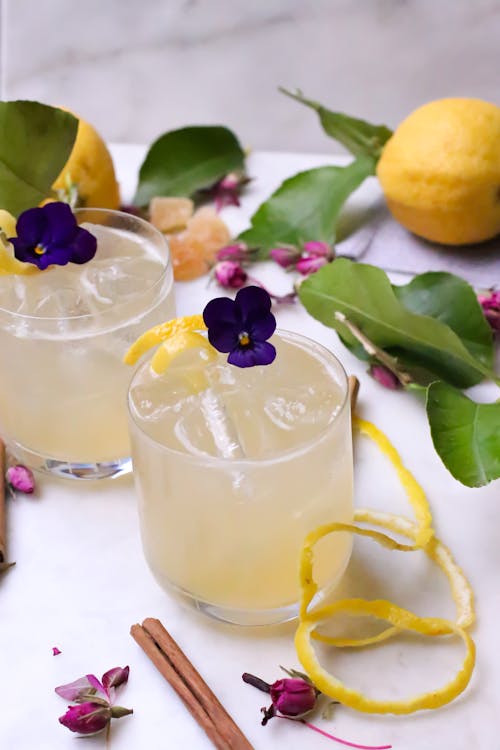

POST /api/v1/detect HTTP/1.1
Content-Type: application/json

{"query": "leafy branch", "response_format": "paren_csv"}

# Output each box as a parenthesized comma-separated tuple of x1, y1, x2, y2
(299, 260, 500, 487)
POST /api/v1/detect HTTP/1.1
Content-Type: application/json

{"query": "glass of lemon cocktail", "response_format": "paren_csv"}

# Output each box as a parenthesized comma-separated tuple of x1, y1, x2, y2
(0, 205, 175, 479)
(127, 287, 353, 625)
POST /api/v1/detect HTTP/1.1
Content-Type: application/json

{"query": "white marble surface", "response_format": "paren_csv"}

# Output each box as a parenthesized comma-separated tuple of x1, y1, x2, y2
(0, 145, 498, 750)
(2, 0, 500, 151)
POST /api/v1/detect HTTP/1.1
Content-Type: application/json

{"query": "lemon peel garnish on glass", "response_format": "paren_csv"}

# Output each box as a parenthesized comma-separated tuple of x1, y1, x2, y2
(150, 330, 216, 375)
(295, 416, 476, 715)
(123, 314, 207, 366)
(0, 209, 38, 276)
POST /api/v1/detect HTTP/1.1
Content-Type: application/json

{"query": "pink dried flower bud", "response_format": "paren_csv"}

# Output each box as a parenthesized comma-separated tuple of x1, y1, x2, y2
(216, 243, 248, 262)
(296, 255, 329, 276)
(6, 464, 35, 493)
(218, 173, 240, 191)
(478, 289, 500, 332)
(102, 666, 130, 692)
(52, 647, 62, 656)
(302, 240, 332, 258)
(369, 364, 401, 390)
(214, 260, 248, 289)
(212, 172, 250, 211)
(59, 702, 112, 735)
(270, 246, 300, 269)
(270, 678, 317, 717)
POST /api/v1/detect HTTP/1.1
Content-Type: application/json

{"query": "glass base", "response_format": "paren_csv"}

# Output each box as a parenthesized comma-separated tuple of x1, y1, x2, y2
(169, 582, 301, 626)
(153, 540, 353, 627)
(8, 440, 132, 480)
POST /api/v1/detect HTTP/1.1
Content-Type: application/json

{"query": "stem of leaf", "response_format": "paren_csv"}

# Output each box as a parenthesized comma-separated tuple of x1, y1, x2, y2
(334, 312, 413, 387)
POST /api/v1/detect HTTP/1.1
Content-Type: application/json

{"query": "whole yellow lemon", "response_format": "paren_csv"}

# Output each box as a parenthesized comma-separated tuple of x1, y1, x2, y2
(52, 113, 120, 210)
(376, 98, 500, 245)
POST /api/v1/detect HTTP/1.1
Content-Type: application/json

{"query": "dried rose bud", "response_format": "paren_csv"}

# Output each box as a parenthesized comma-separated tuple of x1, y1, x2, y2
(478, 290, 500, 332)
(59, 702, 112, 735)
(6, 464, 35, 493)
(270, 678, 317, 717)
(270, 246, 301, 269)
(216, 243, 249, 262)
(211, 172, 250, 211)
(214, 260, 248, 289)
(296, 255, 329, 276)
(52, 647, 62, 656)
(302, 240, 332, 258)
(369, 364, 401, 390)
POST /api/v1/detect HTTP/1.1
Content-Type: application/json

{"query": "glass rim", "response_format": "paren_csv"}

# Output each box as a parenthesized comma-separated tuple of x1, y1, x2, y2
(0, 207, 171, 323)
(127, 328, 350, 468)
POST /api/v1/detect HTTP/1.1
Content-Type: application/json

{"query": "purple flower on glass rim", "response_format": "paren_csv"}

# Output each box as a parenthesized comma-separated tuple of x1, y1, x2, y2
(369, 364, 401, 390)
(9, 202, 97, 270)
(270, 245, 301, 269)
(478, 289, 500, 332)
(6, 464, 35, 494)
(203, 286, 276, 368)
(214, 260, 248, 289)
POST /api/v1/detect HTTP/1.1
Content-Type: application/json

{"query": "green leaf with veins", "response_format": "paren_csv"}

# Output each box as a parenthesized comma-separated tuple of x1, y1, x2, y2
(298, 259, 495, 388)
(280, 88, 393, 160)
(0, 101, 78, 216)
(427, 382, 500, 487)
(238, 157, 375, 259)
(393, 272, 494, 371)
(133, 126, 245, 206)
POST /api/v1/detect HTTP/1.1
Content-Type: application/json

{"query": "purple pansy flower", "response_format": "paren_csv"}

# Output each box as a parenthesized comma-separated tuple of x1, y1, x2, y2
(9, 202, 97, 270)
(203, 286, 276, 368)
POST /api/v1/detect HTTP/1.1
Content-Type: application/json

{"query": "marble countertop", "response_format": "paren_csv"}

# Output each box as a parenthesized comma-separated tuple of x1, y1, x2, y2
(1, 146, 498, 750)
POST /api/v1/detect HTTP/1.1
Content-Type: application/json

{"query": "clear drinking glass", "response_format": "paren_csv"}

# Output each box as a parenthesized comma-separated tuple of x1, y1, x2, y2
(0, 208, 175, 480)
(128, 330, 353, 625)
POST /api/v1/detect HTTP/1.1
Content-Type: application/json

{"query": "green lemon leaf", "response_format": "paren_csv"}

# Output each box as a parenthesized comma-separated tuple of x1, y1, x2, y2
(0, 101, 78, 216)
(281, 88, 393, 160)
(238, 156, 374, 259)
(299, 259, 494, 388)
(427, 382, 500, 487)
(393, 272, 494, 371)
(133, 125, 245, 206)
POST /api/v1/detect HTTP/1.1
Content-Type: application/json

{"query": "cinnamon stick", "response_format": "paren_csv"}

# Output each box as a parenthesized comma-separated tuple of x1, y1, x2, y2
(0, 438, 6, 564)
(348, 375, 360, 414)
(131, 618, 254, 750)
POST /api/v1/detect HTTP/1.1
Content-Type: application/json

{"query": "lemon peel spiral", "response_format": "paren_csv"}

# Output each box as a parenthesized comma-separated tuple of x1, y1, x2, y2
(295, 416, 475, 714)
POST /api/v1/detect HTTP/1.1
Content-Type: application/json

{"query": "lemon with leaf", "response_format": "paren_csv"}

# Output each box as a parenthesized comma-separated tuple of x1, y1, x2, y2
(52, 112, 120, 209)
(376, 98, 500, 245)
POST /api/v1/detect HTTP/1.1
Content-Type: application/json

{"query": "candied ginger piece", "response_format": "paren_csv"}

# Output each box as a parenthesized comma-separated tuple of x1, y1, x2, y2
(168, 207, 231, 281)
(149, 196, 194, 233)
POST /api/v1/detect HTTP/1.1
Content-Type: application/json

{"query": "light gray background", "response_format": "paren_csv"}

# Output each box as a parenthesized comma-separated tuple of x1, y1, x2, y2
(1, 0, 500, 151)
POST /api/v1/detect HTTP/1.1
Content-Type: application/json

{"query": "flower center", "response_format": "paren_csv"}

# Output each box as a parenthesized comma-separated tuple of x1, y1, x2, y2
(238, 331, 251, 347)
(34, 244, 46, 255)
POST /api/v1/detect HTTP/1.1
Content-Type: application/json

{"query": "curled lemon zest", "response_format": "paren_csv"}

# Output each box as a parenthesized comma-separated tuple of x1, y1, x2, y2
(124, 314, 207, 365)
(150, 330, 216, 375)
(296, 418, 475, 715)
